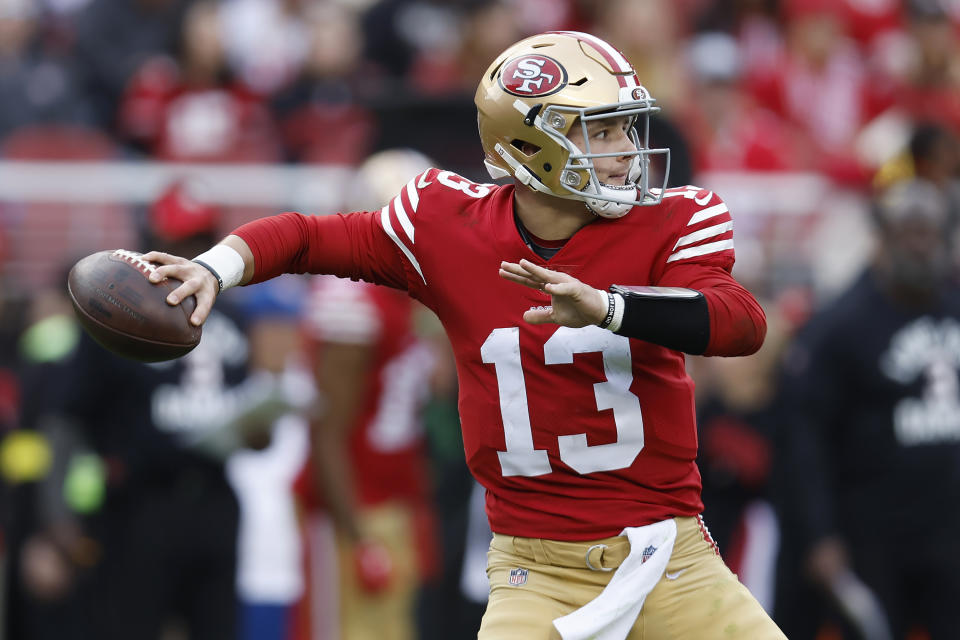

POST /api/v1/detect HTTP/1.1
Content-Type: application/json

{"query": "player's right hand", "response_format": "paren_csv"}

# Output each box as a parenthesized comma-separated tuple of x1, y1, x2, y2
(143, 251, 218, 327)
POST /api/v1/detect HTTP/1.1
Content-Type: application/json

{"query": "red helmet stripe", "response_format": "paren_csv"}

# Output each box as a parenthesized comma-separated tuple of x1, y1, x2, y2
(548, 30, 638, 88)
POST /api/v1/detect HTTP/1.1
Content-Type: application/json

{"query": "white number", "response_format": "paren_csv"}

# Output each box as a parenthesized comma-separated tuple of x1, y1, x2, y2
(545, 327, 644, 473)
(481, 325, 645, 477)
(481, 328, 552, 476)
(437, 171, 492, 198)
(367, 342, 434, 451)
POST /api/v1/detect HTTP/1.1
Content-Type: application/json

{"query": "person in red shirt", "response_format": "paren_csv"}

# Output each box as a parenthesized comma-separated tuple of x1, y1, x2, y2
(292, 273, 438, 640)
(145, 31, 783, 639)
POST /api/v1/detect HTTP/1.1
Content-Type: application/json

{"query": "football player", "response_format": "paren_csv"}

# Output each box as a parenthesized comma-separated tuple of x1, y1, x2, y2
(147, 31, 785, 639)
(291, 150, 441, 640)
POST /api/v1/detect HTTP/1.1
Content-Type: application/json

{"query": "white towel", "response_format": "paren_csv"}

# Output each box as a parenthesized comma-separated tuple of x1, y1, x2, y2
(552, 519, 677, 640)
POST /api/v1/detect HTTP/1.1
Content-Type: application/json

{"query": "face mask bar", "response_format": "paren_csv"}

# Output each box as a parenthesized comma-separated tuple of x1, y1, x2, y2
(539, 101, 671, 212)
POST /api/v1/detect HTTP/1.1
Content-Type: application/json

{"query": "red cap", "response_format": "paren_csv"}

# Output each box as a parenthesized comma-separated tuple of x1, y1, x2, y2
(149, 180, 219, 241)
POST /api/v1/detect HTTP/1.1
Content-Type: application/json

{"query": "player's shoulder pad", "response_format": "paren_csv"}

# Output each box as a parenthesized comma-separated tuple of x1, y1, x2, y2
(659, 185, 727, 215)
(380, 168, 496, 286)
(387, 167, 498, 217)
(659, 185, 734, 265)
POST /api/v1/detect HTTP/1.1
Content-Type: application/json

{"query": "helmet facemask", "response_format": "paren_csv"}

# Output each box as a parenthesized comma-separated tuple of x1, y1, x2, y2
(539, 100, 670, 219)
(488, 96, 671, 219)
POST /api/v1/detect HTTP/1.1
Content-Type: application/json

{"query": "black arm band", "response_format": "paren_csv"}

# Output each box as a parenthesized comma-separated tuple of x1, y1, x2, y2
(192, 259, 223, 293)
(610, 285, 710, 354)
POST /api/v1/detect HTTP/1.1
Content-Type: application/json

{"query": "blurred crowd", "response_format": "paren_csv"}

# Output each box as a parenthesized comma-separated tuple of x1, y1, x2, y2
(1, 0, 960, 639)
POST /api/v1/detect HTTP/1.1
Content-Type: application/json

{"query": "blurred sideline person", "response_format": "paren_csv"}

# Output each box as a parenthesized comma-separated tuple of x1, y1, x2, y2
(290, 149, 441, 640)
(226, 276, 313, 640)
(692, 307, 793, 613)
(775, 178, 960, 639)
(146, 31, 785, 639)
(46, 180, 282, 640)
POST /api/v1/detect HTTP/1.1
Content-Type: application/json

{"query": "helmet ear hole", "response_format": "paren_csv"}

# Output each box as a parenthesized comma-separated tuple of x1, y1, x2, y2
(511, 139, 541, 158)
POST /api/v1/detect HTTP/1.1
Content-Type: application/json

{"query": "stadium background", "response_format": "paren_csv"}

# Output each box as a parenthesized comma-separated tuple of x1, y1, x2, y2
(0, 0, 958, 638)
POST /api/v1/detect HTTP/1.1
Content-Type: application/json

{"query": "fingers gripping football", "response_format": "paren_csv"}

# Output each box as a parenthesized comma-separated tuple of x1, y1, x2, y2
(499, 259, 607, 328)
(143, 251, 219, 326)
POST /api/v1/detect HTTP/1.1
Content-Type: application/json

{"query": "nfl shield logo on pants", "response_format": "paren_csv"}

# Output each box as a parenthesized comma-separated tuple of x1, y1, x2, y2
(508, 567, 528, 586)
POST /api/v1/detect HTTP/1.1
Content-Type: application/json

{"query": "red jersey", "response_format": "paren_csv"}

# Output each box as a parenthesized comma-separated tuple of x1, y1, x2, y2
(235, 169, 764, 540)
(297, 276, 434, 509)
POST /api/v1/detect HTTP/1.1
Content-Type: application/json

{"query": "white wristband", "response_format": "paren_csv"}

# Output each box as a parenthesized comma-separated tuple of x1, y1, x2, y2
(607, 293, 625, 333)
(193, 244, 245, 292)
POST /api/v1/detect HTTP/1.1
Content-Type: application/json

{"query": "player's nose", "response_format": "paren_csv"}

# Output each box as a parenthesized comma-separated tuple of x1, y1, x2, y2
(615, 129, 637, 159)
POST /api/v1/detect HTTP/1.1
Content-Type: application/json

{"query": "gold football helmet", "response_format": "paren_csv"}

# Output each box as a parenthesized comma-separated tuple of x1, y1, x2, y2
(475, 31, 670, 218)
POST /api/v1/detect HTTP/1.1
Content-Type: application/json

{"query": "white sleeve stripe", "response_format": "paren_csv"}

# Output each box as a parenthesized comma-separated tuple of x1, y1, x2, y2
(673, 220, 733, 250)
(661, 188, 699, 199)
(405, 178, 420, 212)
(380, 205, 427, 284)
(391, 195, 415, 244)
(687, 203, 729, 226)
(667, 239, 735, 263)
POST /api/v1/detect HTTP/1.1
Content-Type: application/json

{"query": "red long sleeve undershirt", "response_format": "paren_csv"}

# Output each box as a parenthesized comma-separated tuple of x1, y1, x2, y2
(232, 211, 765, 356)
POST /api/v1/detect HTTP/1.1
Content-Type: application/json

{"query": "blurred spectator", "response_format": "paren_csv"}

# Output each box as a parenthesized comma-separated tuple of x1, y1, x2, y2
(874, 122, 960, 265)
(693, 306, 792, 612)
(594, 0, 690, 109)
(270, 3, 376, 164)
(219, 0, 311, 97)
(0, 0, 97, 141)
(72, 0, 191, 128)
(3, 271, 92, 640)
(118, 0, 279, 161)
(291, 150, 440, 640)
(895, 3, 960, 135)
(21, 179, 292, 639)
(747, 0, 887, 184)
(408, 1, 525, 96)
(680, 32, 802, 174)
(227, 276, 312, 640)
(775, 178, 960, 639)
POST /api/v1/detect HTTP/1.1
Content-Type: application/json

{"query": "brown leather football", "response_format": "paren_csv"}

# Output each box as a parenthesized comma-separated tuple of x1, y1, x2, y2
(67, 249, 202, 362)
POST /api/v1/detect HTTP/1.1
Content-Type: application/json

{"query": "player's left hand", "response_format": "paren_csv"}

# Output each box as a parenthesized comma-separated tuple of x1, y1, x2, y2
(499, 259, 607, 328)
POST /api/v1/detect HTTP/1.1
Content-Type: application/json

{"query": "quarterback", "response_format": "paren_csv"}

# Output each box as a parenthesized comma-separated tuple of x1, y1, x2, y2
(148, 31, 785, 639)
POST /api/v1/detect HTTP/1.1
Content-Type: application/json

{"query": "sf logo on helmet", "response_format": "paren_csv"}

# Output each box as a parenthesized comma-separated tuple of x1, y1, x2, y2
(500, 55, 568, 97)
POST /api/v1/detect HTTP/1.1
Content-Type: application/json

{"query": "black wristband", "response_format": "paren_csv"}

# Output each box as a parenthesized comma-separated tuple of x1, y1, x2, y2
(598, 291, 616, 329)
(609, 285, 710, 354)
(192, 259, 223, 293)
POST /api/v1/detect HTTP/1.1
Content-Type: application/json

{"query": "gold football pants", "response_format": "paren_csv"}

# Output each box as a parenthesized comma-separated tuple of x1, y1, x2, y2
(479, 516, 787, 639)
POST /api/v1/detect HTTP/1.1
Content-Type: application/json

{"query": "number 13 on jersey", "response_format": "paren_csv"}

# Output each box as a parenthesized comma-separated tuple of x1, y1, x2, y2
(481, 324, 645, 477)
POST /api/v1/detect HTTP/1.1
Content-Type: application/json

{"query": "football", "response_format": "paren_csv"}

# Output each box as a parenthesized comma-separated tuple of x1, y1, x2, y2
(67, 249, 202, 362)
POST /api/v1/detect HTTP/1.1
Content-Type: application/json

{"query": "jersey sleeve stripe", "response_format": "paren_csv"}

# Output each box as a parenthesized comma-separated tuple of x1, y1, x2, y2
(667, 239, 735, 263)
(380, 204, 427, 284)
(405, 178, 420, 213)
(672, 220, 733, 250)
(391, 194, 415, 244)
(687, 202, 729, 226)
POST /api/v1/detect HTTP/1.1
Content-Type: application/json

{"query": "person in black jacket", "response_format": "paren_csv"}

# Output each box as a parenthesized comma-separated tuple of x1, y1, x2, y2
(775, 177, 960, 640)
(25, 181, 271, 640)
